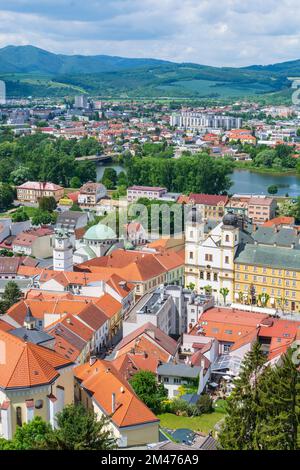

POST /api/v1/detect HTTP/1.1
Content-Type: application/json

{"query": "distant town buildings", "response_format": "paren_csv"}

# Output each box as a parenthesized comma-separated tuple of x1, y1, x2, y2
(170, 112, 242, 131)
(17, 181, 64, 203)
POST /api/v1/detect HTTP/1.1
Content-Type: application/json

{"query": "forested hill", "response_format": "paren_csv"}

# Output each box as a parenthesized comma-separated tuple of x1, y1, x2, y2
(0, 45, 300, 100)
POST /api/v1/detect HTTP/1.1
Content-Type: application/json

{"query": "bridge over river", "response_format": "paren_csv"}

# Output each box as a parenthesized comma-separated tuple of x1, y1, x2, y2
(75, 154, 115, 162)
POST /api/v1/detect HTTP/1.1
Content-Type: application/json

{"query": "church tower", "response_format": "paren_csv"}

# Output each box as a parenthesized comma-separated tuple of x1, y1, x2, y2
(53, 229, 73, 272)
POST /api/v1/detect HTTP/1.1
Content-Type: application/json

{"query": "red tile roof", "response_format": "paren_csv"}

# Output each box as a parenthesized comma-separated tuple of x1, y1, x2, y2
(74, 359, 159, 428)
(0, 330, 73, 389)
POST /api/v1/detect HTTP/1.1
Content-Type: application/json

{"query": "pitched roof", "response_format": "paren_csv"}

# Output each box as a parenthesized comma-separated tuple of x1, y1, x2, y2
(189, 194, 228, 206)
(0, 330, 73, 389)
(74, 359, 159, 428)
(235, 244, 300, 270)
(191, 307, 267, 344)
(95, 294, 122, 319)
(115, 322, 178, 357)
(76, 303, 108, 331)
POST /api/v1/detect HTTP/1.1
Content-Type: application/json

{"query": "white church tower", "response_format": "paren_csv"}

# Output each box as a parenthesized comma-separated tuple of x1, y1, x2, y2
(53, 229, 73, 272)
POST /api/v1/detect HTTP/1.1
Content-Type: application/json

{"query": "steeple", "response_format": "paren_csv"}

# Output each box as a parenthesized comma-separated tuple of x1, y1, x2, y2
(23, 305, 36, 330)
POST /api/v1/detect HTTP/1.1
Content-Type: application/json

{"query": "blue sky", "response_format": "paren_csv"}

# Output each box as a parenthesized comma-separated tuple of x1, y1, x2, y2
(0, 0, 299, 66)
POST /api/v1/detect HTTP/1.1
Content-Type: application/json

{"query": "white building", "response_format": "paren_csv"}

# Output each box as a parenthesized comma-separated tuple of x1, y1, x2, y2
(170, 112, 242, 131)
(185, 213, 253, 303)
(53, 229, 73, 272)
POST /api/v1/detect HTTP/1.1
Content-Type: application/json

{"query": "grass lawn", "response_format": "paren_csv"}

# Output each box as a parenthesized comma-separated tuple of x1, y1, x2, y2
(158, 411, 225, 434)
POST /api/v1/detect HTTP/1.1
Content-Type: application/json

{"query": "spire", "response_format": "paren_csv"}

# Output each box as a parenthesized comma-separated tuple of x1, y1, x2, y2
(24, 305, 36, 330)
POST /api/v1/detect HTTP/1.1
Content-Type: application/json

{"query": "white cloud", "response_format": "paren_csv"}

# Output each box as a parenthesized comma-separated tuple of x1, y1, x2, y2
(0, 0, 299, 66)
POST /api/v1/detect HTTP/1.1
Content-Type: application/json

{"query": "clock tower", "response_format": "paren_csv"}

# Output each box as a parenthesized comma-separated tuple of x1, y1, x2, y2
(53, 229, 73, 272)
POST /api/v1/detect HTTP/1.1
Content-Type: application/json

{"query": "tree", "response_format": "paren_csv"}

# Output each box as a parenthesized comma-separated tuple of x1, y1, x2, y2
(10, 166, 31, 185)
(32, 210, 57, 226)
(101, 168, 118, 190)
(12, 208, 29, 222)
(257, 293, 270, 308)
(0, 183, 15, 212)
(2, 280, 22, 307)
(220, 287, 230, 305)
(196, 394, 213, 414)
(38, 196, 57, 212)
(70, 176, 81, 188)
(0, 406, 117, 451)
(186, 282, 195, 291)
(12, 416, 52, 450)
(129, 370, 167, 414)
(204, 285, 212, 295)
(255, 349, 300, 450)
(45, 404, 117, 450)
(219, 342, 265, 450)
(268, 185, 278, 195)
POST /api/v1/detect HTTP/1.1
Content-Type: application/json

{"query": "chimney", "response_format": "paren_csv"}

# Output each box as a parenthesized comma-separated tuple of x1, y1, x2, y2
(145, 329, 155, 339)
(89, 356, 97, 366)
(112, 393, 116, 414)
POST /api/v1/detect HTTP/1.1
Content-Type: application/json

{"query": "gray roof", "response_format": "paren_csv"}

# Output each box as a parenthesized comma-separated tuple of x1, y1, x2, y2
(253, 227, 300, 248)
(10, 328, 54, 345)
(157, 363, 202, 378)
(235, 243, 300, 270)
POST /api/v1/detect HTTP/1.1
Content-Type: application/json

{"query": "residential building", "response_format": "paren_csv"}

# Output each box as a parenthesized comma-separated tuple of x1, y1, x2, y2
(248, 197, 277, 224)
(123, 285, 187, 337)
(77, 248, 185, 298)
(12, 227, 54, 258)
(74, 359, 160, 447)
(127, 186, 167, 202)
(78, 182, 107, 208)
(0, 329, 74, 439)
(188, 194, 229, 221)
(16, 181, 64, 203)
(157, 362, 208, 398)
(234, 240, 300, 313)
(170, 112, 242, 131)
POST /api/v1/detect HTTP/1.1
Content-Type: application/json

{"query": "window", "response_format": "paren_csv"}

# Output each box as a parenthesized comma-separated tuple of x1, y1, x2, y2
(205, 254, 213, 262)
(163, 377, 169, 383)
(214, 273, 218, 282)
(225, 256, 229, 264)
(174, 378, 181, 384)
(225, 329, 233, 335)
(206, 272, 211, 281)
(16, 407, 22, 427)
(225, 235, 230, 242)
(35, 400, 44, 410)
(200, 271, 204, 279)
(189, 252, 194, 260)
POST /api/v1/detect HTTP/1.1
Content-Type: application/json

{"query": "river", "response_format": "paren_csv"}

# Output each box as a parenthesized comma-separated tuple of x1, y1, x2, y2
(96, 162, 300, 197)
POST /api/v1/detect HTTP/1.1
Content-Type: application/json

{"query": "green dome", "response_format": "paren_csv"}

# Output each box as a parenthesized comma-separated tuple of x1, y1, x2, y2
(84, 224, 117, 241)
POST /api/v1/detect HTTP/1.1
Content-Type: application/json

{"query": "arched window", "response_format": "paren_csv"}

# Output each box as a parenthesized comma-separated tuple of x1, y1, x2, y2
(16, 407, 22, 427)
(225, 234, 230, 242)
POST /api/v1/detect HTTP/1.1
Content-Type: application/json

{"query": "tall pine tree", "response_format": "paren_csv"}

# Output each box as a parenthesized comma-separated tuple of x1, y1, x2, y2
(219, 342, 265, 450)
(255, 348, 300, 450)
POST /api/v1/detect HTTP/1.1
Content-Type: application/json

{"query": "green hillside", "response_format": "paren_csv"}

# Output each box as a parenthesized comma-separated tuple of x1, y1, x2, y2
(0, 45, 298, 101)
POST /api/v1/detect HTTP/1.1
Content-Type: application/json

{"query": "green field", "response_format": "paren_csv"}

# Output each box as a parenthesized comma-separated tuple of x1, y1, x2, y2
(158, 411, 225, 434)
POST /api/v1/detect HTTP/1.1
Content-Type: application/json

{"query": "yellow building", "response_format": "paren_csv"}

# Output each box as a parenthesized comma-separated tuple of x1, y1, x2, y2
(74, 359, 160, 448)
(0, 329, 74, 439)
(234, 244, 300, 313)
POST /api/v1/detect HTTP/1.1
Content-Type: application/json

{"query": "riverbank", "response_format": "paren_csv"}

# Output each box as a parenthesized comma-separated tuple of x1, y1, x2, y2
(233, 161, 298, 176)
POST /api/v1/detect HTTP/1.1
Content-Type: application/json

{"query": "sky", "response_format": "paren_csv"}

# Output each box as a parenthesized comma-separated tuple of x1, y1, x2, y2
(0, 0, 299, 67)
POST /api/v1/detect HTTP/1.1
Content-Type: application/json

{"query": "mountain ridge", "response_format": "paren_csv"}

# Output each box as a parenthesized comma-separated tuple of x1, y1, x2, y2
(0, 45, 299, 100)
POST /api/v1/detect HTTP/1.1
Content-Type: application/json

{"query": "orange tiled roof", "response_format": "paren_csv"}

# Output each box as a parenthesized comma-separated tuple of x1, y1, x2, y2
(0, 330, 73, 389)
(95, 294, 122, 319)
(191, 307, 268, 344)
(74, 360, 159, 428)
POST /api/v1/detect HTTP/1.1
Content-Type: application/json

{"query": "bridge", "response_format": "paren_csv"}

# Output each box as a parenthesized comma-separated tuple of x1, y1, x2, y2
(75, 154, 115, 162)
